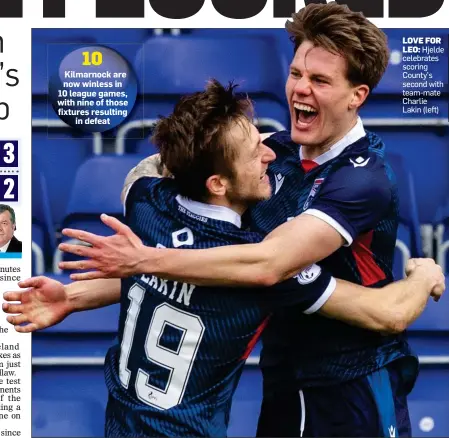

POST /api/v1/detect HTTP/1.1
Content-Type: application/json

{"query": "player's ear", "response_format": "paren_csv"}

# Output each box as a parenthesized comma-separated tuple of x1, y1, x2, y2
(349, 84, 369, 110)
(206, 174, 227, 197)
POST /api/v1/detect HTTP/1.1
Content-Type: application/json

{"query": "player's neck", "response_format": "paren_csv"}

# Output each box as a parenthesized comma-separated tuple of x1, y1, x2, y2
(301, 117, 358, 161)
(206, 196, 247, 217)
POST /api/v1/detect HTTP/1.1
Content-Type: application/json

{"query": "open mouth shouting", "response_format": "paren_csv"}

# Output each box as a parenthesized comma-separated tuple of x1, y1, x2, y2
(293, 102, 319, 126)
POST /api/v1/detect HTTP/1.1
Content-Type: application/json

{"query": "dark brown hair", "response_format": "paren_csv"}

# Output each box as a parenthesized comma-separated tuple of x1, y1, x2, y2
(152, 79, 253, 201)
(286, 1, 389, 90)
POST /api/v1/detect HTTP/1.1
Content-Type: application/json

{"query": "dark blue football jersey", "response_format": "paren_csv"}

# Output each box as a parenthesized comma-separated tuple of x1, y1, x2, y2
(104, 177, 336, 437)
(253, 129, 418, 393)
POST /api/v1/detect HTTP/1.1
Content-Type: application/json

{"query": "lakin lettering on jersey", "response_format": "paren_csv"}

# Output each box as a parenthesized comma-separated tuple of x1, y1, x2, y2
(140, 274, 196, 307)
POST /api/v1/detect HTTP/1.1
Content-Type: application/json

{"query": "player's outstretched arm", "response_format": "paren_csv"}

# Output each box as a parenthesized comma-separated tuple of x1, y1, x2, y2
(58, 213, 339, 286)
(150, 213, 341, 286)
(2, 277, 120, 332)
(319, 258, 445, 334)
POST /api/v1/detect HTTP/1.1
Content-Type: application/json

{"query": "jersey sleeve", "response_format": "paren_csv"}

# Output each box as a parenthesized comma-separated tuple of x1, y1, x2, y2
(262, 264, 337, 314)
(303, 162, 392, 246)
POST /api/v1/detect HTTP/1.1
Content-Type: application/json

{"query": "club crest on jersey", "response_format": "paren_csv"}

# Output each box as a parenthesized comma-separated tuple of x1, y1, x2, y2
(303, 178, 325, 211)
(349, 156, 370, 168)
(294, 264, 322, 285)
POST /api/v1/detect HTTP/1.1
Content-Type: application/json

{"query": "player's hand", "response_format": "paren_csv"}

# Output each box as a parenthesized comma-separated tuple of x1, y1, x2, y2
(2, 277, 71, 332)
(406, 258, 445, 301)
(59, 214, 146, 281)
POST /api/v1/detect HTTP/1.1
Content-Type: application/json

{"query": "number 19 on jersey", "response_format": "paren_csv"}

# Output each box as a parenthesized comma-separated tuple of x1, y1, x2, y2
(119, 283, 206, 410)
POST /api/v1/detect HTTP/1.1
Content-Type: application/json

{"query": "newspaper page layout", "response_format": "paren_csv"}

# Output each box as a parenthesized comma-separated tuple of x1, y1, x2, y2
(0, 1, 448, 437)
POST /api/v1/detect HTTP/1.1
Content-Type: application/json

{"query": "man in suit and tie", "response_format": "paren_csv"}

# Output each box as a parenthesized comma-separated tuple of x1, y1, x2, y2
(0, 205, 22, 253)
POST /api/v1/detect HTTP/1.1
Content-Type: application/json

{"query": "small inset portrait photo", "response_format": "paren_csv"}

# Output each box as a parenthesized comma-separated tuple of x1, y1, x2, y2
(0, 204, 22, 257)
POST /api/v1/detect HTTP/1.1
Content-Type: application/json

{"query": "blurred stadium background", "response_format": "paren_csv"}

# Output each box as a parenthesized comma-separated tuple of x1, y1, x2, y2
(31, 28, 449, 437)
